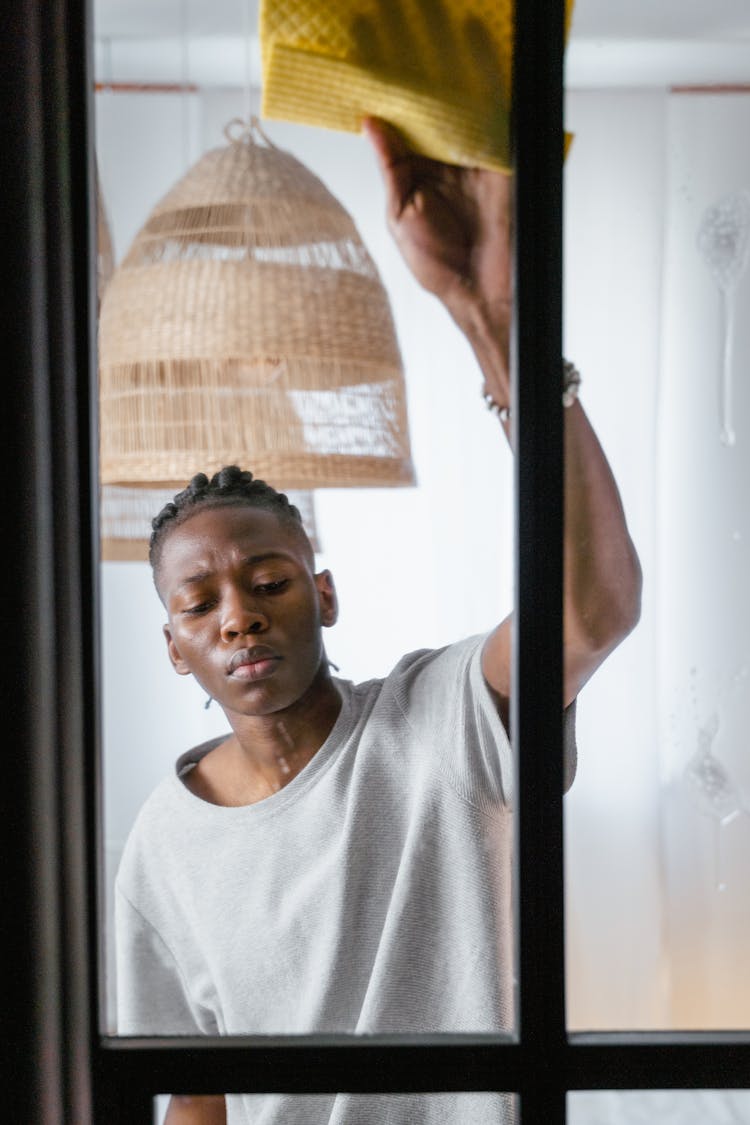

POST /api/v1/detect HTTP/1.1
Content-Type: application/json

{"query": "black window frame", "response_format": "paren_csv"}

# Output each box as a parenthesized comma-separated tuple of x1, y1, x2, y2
(6, 0, 750, 1121)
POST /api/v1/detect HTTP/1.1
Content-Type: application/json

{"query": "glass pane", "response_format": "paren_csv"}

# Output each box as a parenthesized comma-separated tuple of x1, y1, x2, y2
(569, 1090, 750, 1123)
(565, 4, 750, 1028)
(94, 1, 517, 1039)
(154, 1093, 516, 1124)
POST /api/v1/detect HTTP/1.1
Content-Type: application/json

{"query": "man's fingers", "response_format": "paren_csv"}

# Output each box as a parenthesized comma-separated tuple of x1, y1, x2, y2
(362, 117, 418, 218)
(362, 116, 410, 170)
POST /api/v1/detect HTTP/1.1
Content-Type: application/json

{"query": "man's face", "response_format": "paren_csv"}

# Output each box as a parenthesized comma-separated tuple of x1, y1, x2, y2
(158, 505, 337, 720)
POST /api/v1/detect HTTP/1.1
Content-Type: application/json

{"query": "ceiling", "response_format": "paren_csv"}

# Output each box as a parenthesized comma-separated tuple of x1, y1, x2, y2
(94, 0, 750, 40)
(93, 0, 750, 87)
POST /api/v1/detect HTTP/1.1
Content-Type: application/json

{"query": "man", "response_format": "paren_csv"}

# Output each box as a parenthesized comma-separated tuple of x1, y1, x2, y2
(115, 118, 641, 1124)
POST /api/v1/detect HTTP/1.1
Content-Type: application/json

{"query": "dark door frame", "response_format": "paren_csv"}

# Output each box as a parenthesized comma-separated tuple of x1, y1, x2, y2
(5, 0, 750, 1121)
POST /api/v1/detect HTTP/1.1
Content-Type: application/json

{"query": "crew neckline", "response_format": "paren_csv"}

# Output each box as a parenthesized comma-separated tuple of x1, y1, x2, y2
(168, 678, 356, 821)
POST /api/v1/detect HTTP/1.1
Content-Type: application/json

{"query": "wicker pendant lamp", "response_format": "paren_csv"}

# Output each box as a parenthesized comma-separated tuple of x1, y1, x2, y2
(98, 118, 415, 517)
(96, 163, 115, 302)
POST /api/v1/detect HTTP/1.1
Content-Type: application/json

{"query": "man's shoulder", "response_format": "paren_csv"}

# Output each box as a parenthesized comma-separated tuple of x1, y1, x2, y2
(384, 633, 487, 685)
(127, 734, 231, 833)
(175, 733, 230, 777)
(118, 766, 192, 875)
(344, 634, 488, 729)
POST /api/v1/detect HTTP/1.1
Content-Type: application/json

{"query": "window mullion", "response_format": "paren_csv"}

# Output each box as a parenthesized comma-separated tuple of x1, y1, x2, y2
(511, 0, 567, 1121)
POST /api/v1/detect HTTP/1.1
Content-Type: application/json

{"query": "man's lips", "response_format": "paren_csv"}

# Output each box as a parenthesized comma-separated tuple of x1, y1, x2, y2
(227, 646, 282, 679)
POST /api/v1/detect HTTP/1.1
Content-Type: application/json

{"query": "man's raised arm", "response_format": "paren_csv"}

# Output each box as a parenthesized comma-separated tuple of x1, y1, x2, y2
(364, 117, 642, 723)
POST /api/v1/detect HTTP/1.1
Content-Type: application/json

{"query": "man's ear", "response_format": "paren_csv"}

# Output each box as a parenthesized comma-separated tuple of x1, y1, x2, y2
(163, 623, 191, 676)
(315, 569, 339, 628)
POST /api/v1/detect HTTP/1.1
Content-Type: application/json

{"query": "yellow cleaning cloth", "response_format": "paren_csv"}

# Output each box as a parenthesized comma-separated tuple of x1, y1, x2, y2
(260, 0, 574, 173)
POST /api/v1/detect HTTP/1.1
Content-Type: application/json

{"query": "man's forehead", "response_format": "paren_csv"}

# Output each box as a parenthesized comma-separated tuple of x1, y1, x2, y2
(174, 503, 287, 534)
(158, 505, 311, 587)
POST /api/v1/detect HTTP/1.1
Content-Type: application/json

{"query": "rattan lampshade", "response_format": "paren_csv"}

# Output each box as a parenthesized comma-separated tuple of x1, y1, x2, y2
(97, 164, 115, 302)
(98, 117, 415, 495)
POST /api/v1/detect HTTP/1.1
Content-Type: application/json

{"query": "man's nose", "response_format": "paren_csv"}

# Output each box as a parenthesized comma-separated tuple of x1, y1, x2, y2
(220, 592, 269, 639)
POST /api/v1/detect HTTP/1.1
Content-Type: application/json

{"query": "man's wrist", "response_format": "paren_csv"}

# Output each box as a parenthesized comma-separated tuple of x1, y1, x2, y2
(449, 291, 512, 403)
(447, 284, 510, 348)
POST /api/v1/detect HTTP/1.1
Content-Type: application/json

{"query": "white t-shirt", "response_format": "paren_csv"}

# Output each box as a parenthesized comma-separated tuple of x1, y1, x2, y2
(116, 633, 576, 1123)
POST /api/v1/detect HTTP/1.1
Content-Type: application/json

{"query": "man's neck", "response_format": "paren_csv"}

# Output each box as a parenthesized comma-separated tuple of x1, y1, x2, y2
(186, 669, 342, 807)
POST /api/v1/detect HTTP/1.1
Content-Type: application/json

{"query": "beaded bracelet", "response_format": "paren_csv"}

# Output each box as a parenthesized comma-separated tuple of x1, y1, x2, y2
(484, 359, 582, 421)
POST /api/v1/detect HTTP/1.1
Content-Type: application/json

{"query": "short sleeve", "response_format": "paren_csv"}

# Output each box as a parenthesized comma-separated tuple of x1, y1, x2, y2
(389, 634, 578, 810)
(389, 634, 513, 811)
(115, 883, 217, 1036)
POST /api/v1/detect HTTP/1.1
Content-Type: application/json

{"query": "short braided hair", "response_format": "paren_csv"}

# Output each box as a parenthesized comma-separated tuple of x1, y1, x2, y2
(149, 466, 309, 583)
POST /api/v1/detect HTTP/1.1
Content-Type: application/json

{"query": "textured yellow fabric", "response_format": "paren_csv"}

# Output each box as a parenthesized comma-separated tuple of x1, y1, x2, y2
(260, 0, 574, 172)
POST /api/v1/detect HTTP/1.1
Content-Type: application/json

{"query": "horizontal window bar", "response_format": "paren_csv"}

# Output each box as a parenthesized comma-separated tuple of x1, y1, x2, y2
(567, 1031, 750, 1090)
(571, 1031, 750, 1047)
(99, 1036, 518, 1096)
(97, 1035, 750, 1096)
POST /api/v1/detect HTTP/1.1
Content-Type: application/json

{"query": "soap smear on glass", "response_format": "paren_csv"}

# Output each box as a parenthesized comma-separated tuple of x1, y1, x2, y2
(696, 190, 750, 448)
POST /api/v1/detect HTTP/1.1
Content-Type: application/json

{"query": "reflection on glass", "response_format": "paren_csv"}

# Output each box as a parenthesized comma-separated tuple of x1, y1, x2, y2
(155, 1093, 516, 1125)
(696, 190, 750, 448)
(564, 0, 750, 1031)
(569, 1090, 750, 1124)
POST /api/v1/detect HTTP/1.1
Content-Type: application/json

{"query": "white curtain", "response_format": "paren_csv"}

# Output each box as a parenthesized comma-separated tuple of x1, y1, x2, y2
(656, 92, 750, 1029)
(564, 88, 750, 1032)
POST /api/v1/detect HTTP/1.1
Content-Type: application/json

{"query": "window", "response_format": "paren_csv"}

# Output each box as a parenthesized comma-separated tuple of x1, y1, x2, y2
(6, 0, 750, 1122)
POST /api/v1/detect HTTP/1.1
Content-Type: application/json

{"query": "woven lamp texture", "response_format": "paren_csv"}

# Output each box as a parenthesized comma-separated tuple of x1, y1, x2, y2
(97, 166, 115, 302)
(96, 167, 146, 560)
(98, 118, 415, 493)
(260, 0, 575, 173)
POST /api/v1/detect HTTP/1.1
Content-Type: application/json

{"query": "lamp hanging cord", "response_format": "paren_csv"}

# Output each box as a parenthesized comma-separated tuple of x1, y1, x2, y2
(223, 115, 278, 148)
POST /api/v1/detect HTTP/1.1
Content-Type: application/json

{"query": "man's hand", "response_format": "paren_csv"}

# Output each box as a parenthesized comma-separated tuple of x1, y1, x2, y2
(363, 116, 513, 332)
(164, 1095, 227, 1124)
(364, 116, 513, 415)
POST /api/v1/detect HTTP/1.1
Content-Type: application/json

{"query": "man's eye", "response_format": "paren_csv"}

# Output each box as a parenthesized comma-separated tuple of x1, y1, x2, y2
(183, 601, 213, 616)
(254, 579, 288, 595)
